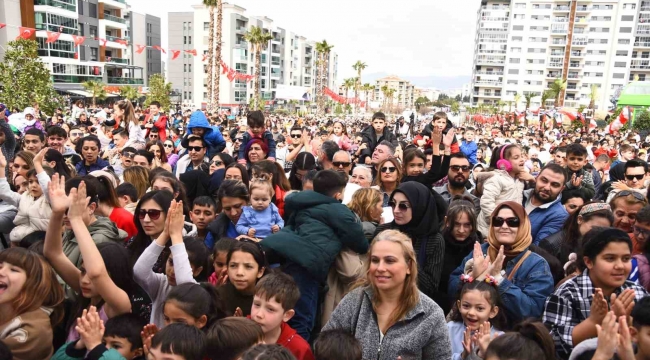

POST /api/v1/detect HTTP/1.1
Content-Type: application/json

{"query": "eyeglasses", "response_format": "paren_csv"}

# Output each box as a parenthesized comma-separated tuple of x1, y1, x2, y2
(491, 217, 520, 228)
(290, 134, 302, 139)
(211, 160, 223, 166)
(389, 201, 411, 211)
(615, 190, 646, 202)
(333, 161, 351, 168)
(625, 174, 645, 181)
(381, 166, 397, 173)
(138, 209, 162, 220)
(634, 225, 650, 238)
(235, 138, 243, 143)
(164, 143, 174, 148)
(149, 135, 158, 138)
(123, 152, 136, 159)
(450, 165, 471, 173)
(187, 146, 204, 152)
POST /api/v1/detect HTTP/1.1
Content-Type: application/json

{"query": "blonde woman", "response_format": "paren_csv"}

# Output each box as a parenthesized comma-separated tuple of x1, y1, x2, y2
(347, 188, 383, 240)
(323, 230, 452, 360)
(122, 165, 150, 201)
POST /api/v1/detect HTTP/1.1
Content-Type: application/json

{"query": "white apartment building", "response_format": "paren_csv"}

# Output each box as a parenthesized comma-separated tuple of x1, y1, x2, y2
(168, 3, 338, 109)
(471, 0, 647, 111)
(373, 75, 415, 110)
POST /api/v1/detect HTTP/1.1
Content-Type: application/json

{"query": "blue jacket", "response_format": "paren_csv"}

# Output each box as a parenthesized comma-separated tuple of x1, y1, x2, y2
(75, 157, 110, 176)
(186, 111, 226, 157)
(460, 140, 478, 165)
(448, 243, 554, 324)
(522, 189, 569, 245)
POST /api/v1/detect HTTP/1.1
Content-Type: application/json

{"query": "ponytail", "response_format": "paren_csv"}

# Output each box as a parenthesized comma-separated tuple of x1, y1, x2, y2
(485, 320, 555, 360)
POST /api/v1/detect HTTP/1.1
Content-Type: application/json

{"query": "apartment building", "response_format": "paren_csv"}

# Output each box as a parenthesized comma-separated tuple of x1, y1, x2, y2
(373, 75, 415, 110)
(0, 0, 160, 95)
(167, 3, 338, 109)
(471, 0, 646, 111)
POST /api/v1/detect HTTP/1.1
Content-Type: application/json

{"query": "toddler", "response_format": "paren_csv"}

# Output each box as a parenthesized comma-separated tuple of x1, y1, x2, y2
(237, 181, 284, 239)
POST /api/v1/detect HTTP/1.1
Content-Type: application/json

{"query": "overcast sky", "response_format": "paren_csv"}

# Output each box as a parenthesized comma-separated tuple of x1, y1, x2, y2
(131, 0, 481, 83)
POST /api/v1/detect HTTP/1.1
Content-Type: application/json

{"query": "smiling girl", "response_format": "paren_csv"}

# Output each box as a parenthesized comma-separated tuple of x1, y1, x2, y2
(217, 241, 267, 317)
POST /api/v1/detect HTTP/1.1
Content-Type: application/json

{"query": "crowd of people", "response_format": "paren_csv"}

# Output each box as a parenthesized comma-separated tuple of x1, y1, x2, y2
(0, 99, 650, 360)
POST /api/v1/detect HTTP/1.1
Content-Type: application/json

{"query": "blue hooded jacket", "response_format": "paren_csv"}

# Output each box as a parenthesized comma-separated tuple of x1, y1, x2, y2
(186, 111, 226, 157)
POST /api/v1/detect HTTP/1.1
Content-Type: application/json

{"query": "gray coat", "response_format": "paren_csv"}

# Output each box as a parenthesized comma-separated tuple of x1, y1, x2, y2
(323, 286, 452, 360)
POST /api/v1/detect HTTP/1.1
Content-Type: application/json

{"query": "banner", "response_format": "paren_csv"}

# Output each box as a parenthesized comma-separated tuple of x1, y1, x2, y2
(171, 50, 180, 60)
(46, 31, 61, 43)
(16, 27, 35, 40)
(72, 35, 85, 46)
(135, 44, 146, 54)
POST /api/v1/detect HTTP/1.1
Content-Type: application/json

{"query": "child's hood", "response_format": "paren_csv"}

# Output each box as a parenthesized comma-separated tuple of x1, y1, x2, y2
(87, 216, 128, 241)
(187, 111, 214, 136)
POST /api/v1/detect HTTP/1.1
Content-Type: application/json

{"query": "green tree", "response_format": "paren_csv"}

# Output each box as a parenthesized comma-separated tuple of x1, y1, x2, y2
(0, 38, 64, 115)
(450, 101, 460, 115)
(119, 86, 140, 103)
(541, 89, 555, 109)
(82, 80, 107, 107)
(334, 103, 343, 115)
(415, 96, 430, 110)
(632, 108, 650, 132)
(144, 74, 172, 110)
(550, 79, 567, 107)
(588, 84, 599, 110)
(524, 92, 536, 127)
(352, 60, 367, 114)
(245, 26, 273, 110)
(513, 92, 521, 111)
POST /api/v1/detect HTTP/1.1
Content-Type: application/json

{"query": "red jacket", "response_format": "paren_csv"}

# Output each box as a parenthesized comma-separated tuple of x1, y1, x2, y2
(593, 147, 617, 160)
(145, 113, 168, 141)
(277, 322, 314, 360)
(275, 185, 286, 218)
(412, 134, 460, 153)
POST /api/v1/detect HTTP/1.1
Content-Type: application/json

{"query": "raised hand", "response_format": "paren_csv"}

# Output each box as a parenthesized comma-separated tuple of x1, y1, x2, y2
(234, 307, 243, 317)
(461, 326, 473, 359)
(0, 151, 6, 169)
(486, 246, 505, 278)
(76, 306, 104, 350)
(168, 200, 184, 240)
(570, 173, 583, 188)
(34, 147, 47, 165)
(48, 173, 70, 214)
(471, 242, 489, 279)
(589, 288, 609, 325)
(141, 324, 159, 356)
(443, 128, 456, 148)
(476, 321, 495, 357)
(67, 181, 90, 221)
(617, 316, 636, 360)
(430, 129, 442, 147)
(594, 312, 619, 360)
(611, 289, 636, 319)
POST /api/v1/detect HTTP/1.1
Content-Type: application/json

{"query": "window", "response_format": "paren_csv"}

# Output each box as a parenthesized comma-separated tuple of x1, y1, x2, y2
(204, 22, 209, 30)
(596, 73, 604, 77)
(622, 15, 634, 21)
(590, 27, 610, 33)
(515, 3, 526, 8)
(78, 24, 84, 36)
(188, 36, 192, 44)
(530, 26, 549, 31)
(619, 39, 631, 44)
(183, 91, 187, 100)
(624, 3, 636, 10)
(528, 48, 546, 53)
(510, 58, 521, 64)
(588, 39, 608, 44)
(507, 80, 519, 85)
(593, 4, 613, 10)
(532, 4, 551, 9)
(512, 36, 523, 42)
(90, 47, 98, 61)
(184, 36, 187, 45)
(620, 27, 633, 33)
(78, 2, 83, 15)
(188, 64, 192, 72)
(511, 47, 522, 52)
(184, 64, 187, 72)
(616, 50, 629, 56)
(590, 16, 612, 21)
(643, 51, 650, 59)
(614, 61, 627, 67)
(526, 59, 545, 64)
(613, 73, 625, 79)
(88, 3, 97, 17)
(514, 14, 525, 19)
(508, 69, 519, 74)
(513, 26, 524, 31)
(188, 22, 192, 30)
(188, 92, 192, 100)
(89, 25, 97, 38)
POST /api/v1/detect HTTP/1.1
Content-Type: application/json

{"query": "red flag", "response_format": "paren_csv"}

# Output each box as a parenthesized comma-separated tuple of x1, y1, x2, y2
(46, 31, 61, 43)
(227, 68, 236, 82)
(184, 49, 197, 56)
(16, 27, 35, 40)
(116, 39, 128, 46)
(221, 62, 228, 74)
(153, 45, 166, 54)
(73, 52, 79, 59)
(201, 54, 208, 62)
(99, 38, 107, 46)
(135, 44, 146, 54)
(171, 50, 180, 60)
(0, 24, 6, 30)
(72, 35, 85, 46)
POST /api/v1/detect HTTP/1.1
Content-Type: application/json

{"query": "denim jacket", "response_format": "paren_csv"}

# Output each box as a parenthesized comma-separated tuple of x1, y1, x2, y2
(448, 243, 554, 324)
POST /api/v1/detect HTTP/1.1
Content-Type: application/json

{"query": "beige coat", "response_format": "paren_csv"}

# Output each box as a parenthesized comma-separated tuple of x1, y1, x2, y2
(477, 170, 524, 237)
(321, 248, 367, 325)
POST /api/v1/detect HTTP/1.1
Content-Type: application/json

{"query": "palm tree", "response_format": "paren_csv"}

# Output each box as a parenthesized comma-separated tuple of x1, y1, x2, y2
(496, 100, 505, 113)
(352, 61, 367, 114)
(380, 85, 389, 110)
(213, 0, 223, 111)
(385, 88, 396, 114)
(83, 80, 106, 107)
(523, 92, 535, 127)
(203, 0, 217, 112)
(315, 40, 334, 115)
(343, 78, 356, 100)
(362, 83, 373, 112)
(119, 86, 139, 103)
(588, 84, 599, 110)
(549, 78, 567, 108)
(513, 92, 521, 112)
(541, 89, 555, 110)
(244, 26, 273, 110)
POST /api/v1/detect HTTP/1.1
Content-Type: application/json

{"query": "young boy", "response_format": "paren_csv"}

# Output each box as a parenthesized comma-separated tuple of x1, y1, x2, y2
(54, 310, 147, 360)
(116, 183, 138, 214)
(205, 318, 264, 360)
(144, 101, 167, 141)
(238, 110, 276, 164)
(460, 127, 478, 165)
(564, 143, 595, 199)
(262, 170, 368, 342)
(186, 110, 226, 157)
(190, 196, 218, 241)
(414, 111, 460, 153)
(359, 112, 397, 165)
(314, 329, 362, 360)
(250, 272, 314, 360)
(630, 296, 650, 360)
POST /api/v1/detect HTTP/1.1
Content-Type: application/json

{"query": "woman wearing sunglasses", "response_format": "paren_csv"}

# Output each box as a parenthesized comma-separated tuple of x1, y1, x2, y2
(373, 181, 445, 299)
(449, 201, 554, 325)
(163, 139, 180, 169)
(146, 140, 172, 172)
(372, 157, 402, 207)
(209, 153, 235, 175)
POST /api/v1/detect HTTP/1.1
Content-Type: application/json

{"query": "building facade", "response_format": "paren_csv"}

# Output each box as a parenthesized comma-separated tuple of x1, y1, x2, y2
(471, 0, 647, 111)
(0, 0, 161, 94)
(373, 75, 415, 110)
(167, 4, 338, 109)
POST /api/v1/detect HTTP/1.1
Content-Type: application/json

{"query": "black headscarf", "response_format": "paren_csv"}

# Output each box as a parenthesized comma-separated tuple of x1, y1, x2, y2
(180, 170, 210, 204)
(389, 182, 441, 239)
(208, 168, 226, 195)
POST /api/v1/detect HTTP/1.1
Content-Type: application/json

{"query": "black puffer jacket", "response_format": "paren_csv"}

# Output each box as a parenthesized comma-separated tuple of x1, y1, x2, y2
(359, 125, 398, 164)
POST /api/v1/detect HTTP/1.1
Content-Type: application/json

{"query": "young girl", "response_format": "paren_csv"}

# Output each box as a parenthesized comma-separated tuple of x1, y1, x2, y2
(476, 144, 527, 237)
(43, 177, 133, 342)
(447, 277, 506, 360)
(133, 199, 210, 328)
(329, 121, 352, 151)
(114, 99, 145, 150)
(236, 181, 284, 239)
(0, 248, 65, 360)
(147, 323, 206, 360)
(209, 237, 238, 285)
(216, 241, 267, 317)
(91, 171, 138, 239)
(543, 226, 648, 359)
(251, 160, 291, 217)
(482, 321, 556, 360)
(162, 283, 226, 330)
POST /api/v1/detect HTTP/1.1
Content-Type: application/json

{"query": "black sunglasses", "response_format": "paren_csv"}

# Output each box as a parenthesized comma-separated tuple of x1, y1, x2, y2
(187, 146, 204, 152)
(333, 161, 351, 168)
(492, 217, 520, 228)
(163, 143, 174, 148)
(211, 160, 223, 166)
(138, 209, 162, 220)
(389, 201, 410, 211)
(235, 138, 243, 143)
(615, 190, 646, 201)
(625, 174, 644, 181)
(381, 166, 397, 173)
(123, 152, 136, 158)
(450, 165, 471, 173)
(290, 134, 302, 139)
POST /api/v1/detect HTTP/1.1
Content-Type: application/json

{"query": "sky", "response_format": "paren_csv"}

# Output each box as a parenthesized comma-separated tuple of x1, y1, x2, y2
(130, 0, 482, 88)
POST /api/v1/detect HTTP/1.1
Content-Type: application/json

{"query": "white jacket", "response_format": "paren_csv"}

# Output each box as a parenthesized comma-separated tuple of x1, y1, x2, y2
(0, 178, 52, 243)
(174, 154, 208, 178)
(477, 169, 524, 237)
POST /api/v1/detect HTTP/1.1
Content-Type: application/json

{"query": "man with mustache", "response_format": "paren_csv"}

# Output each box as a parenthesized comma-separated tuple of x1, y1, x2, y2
(434, 153, 480, 216)
(523, 163, 568, 245)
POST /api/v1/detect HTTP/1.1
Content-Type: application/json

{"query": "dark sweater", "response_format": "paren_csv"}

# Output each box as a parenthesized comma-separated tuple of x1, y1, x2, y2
(434, 232, 480, 314)
(216, 282, 254, 317)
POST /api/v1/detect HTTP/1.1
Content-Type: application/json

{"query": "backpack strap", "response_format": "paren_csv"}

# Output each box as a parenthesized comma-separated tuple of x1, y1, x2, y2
(507, 250, 532, 282)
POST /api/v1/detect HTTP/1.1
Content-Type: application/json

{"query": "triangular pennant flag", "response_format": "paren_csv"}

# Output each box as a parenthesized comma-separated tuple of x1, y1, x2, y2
(99, 38, 107, 46)
(73, 52, 79, 59)
(221, 62, 228, 74)
(0, 23, 6, 30)
(227, 71, 236, 82)
(201, 54, 208, 62)
(171, 50, 180, 60)
(72, 35, 85, 46)
(116, 39, 128, 46)
(46, 31, 61, 43)
(153, 45, 166, 54)
(136, 44, 146, 54)
(184, 49, 197, 56)
(16, 27, 35, 40)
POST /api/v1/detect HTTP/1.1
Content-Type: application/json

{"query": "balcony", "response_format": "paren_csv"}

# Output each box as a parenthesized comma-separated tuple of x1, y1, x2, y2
(553, 6, 570, 12)
(107, 77, 144, 85)
(474, 80, 503, 87)
(574, 17, 588, 26)
(638, 26, 650, 35)
(568, 73, 580, 79)
(574, 28, 586, 34)
(552, 29, 568, 35)
(551, 40, 567, 45)
(475, 71, 504, 75)
(235, 26, 246, 32)
(35, 0, 76, 12)
(478, 49, 507, 54)
(566, 86, 579, 91)
(476, 58, 505, 65)
(572, 38, 588, 46)
(482, 93, 502, 98)
(35, 23, 78, 35)
(551, 51, 564, 56)
(103, 13, 126, 24)
(107, 57, 128, 64)
(106, 35, 129, 43)
(642, 6, 650, 11)
(635, 42, 650, 48)
(235, 41, 248, 48)
(553, 17, 569, 22)
(576, 6, 591, 12)
(631, 60, 650, 69)
(38, 49, 76, 59)
(548, 62, 564, 68)
(51, 75, 103, 83)
(547, 72, 562, 79)
(571, 51, 584, 57)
